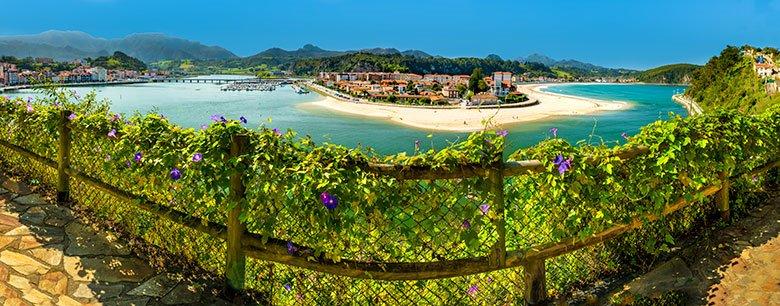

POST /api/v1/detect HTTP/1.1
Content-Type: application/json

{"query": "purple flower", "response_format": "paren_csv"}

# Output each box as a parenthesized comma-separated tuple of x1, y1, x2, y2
(220, 116, 227, 123)
(200, 124, 208, 131)
(27, 97, 31, 103)
(209, 114, 223, 122)
(461, 219, 471, 229)
(496, 129, 508, 137)
(550, 127, 558, 137)
(134, 152, 143, 163)
(621, 132, 629, 140)
(320, 192, 339, 210)
(479, 204, 490, 215)
(467, 285, 479, 297)
(107, 129, 117, 138)
(125, 160, 132, 168)
(53, 102, 60, 108)
(283, 283, 292, 292)
(553, 154, 572, 174)
(67, 113, 77, 121)
(414, 139, 421, 151)
(26, 103, 33, 113)
(272, 128, 282, 136)
(192, 153, 203, 162)
(240, 116, 248, 124)
(111, 114, 121, 122)
(170, 167, 182, 180)
(287, 241, 298, 255)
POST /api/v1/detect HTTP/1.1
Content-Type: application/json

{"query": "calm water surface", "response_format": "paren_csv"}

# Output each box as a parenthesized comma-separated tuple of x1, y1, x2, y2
(6, 80, 687, 155)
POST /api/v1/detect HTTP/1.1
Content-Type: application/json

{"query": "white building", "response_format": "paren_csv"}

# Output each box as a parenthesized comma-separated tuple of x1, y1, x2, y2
(492, 72, 512, 96)
(90, 67, 108, 82)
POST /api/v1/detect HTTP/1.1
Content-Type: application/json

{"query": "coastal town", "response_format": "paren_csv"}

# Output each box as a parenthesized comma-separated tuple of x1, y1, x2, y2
(316, 70, 530, 106)
(0, 55, 165, 90)
(750, 50, 780, 94)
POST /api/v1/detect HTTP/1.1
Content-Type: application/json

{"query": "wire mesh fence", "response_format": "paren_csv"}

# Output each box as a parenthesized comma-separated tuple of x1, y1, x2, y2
(0, 97, 777, 305)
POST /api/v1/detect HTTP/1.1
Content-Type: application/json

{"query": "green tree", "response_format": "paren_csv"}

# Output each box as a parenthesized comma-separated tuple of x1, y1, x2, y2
(468, 68, 483, 93)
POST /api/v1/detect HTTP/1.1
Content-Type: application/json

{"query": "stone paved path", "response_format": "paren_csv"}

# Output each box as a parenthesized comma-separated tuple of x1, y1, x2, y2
(0, 175, 232, 305)
(707, 235, 780, 305)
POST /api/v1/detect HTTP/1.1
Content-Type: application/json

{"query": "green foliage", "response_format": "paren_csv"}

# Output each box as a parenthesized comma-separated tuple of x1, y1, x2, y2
(0, 55, 79, 73)
(0, 89, 777, 304)
(635, 63, 700, 84)
(468, 68, 483, 93)
(686, 45, 780, 113)
(87, 51, 147, 71)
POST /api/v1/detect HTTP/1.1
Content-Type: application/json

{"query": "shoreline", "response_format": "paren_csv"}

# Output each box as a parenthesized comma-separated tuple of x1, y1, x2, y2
(301, 83, 630, 132)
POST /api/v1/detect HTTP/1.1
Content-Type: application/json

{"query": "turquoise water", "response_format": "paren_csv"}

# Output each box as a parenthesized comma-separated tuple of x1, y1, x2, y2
(5, 81, 686, 155)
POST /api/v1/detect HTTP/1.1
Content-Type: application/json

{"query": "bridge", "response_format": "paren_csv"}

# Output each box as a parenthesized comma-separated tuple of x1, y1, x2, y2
(151, 78, 293, 85)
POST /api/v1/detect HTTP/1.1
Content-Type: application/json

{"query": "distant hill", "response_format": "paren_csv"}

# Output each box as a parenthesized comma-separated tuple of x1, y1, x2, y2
(88, 51, 147, 71)
(635, 63, 700, 84)
(243, 44, 432, 66)
(0, 30, 237, 62)
(686, 45, 779, 113)
(523, 53, 638, 77)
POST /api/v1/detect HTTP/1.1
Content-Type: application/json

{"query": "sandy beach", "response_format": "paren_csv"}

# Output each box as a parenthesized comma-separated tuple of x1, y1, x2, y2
(302, 83, 629, 132)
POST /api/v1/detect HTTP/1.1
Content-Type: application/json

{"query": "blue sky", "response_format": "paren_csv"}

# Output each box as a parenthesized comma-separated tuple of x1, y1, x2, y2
(1, 0, 778, 69)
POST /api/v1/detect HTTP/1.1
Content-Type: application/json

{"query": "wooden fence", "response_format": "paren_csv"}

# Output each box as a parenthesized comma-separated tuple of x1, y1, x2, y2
(0, 109, 776, 304)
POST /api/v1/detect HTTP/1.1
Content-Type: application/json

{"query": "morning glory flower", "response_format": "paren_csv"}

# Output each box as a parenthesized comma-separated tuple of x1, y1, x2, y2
(496, 130, 508, 137)
(192, 153, 203, 162)
(134, 152, 143, 163)
(461, 219, 471, 229)
(550, 127, 558, 137)
(467, 285, 479, 297)
(26, 104, 33, 113)
(479, 204, 490, 215)
(320, 192, 339, 210)
(27, 97, 31, 102)
(414, 139, 421, 151)
(621, 132, 629, 140)
(284, 283, 292, 292)
(287, 241, 298, 255)
(170, 167, 182, 180)
(553, 154, 573, 174)
(107, 129, 117, 138)
(200, 124, 208, 131)
(209, 114, 222, 122)
(240, 116, 248, 124)
(111, 114, 121, 122)
(220, 116, 227, 123)
(67, 113, 77, 121)
(273, 128, 282, 136)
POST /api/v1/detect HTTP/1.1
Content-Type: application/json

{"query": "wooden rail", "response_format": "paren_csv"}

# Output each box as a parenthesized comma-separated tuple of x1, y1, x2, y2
(0, 114, 776, 305)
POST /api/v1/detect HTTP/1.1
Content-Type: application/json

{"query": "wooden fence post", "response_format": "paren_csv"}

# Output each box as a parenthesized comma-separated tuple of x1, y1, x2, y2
(226, 134, 249, 292)
(716, 171, 730, 220)
(487, 151, 506, 267)
(56, 110, 72, 202)
(523, 258, 547, 305)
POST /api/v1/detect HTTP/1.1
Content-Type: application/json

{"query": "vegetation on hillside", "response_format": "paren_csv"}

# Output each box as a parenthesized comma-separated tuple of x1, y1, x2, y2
(686, 45, 779, 113)
(635, 63, 700, 84)
(0, 55, 78, 73)
(87, 51, 147, 71)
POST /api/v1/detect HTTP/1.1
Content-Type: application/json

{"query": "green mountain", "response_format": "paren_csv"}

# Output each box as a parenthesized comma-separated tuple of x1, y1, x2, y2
(0, 30, 237, 62)
(686, 45, 779, 113)
(87, 51, 147, 71)
(635, 63, 700, 84)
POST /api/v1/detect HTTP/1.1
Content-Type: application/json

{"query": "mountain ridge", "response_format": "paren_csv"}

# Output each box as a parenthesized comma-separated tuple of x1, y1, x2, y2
(0, 30, 237, 62)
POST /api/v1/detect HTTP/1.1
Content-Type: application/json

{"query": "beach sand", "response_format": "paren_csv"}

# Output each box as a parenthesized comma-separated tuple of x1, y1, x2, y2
(302, 83, 629, 132)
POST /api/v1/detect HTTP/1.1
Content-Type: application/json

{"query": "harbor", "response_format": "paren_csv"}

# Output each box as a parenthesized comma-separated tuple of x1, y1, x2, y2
(219, 79, 291, 91)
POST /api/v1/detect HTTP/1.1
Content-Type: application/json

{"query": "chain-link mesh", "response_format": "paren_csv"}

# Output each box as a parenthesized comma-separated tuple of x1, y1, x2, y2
(246, 260, 525, 305)
(0, 102, 775, 305)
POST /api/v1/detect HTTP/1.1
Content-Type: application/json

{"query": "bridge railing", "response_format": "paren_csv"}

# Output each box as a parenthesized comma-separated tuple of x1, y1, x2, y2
(0, 102, 777, 304)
